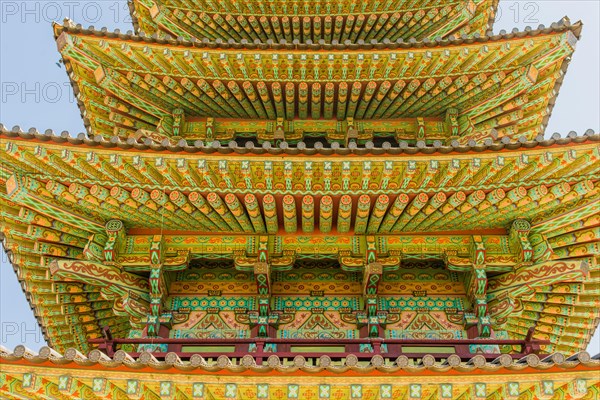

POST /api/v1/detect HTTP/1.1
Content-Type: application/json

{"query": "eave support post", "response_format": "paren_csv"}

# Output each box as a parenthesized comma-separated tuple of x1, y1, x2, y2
(103, 219, 125, 264)
(509, 219, 533, 264)
(339, 236, 398, 339)
(466, 235, 492, 338)
(253, 261, 272, 338)
(363, 262, 383, 338)
(146, 235, 169, 338)
(362, 236, 384, 338)
(445, 108, 459, 139)
(251, 236, 276, 338)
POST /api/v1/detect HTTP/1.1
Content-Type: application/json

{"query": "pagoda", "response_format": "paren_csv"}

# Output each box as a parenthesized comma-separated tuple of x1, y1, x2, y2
(1, 0, 599, 398)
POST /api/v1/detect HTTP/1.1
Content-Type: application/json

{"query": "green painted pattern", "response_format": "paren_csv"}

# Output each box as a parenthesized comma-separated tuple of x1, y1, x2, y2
(273, 296, 360, 311)
(378, 296, 465, 311)
(170, 296, 256, 310)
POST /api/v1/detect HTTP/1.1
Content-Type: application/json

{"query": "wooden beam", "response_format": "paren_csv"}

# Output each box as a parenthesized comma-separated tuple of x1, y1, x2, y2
(282, 195, 297, 233)
(48, 258, 149, 298)
(262, 194, 278, 234)
(244, 194, 266, 233)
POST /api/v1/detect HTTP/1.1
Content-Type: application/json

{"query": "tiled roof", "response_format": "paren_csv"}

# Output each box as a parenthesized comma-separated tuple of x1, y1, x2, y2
(1, 125, 596, 156)
(52, 19, 580, 141)
(128, 0, 500, 44)
(2, 344, 598, 373)
(55, 16, 580, 50)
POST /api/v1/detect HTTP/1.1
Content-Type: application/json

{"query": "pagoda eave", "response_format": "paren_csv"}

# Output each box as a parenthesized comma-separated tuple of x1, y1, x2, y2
(53, 20, 580, 141)
(2, 124, 596, 154)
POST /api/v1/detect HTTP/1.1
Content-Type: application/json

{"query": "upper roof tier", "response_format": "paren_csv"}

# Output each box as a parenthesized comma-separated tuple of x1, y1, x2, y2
(130, 0, 499, 43)
(54, 20, 579, 143)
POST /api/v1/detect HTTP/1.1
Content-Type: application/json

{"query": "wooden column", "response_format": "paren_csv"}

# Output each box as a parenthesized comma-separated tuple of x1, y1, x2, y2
(467, 236, 491, 338)
(253, 261, 272, 338)
(253, 236, 274, 338)
(363, 261, 383, 338)
(103, 220, 125, 263)
(147, 235, 169, 337)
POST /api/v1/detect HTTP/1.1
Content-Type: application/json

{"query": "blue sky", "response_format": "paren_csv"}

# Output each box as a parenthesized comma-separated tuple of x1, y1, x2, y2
(1, 1, 598, 353)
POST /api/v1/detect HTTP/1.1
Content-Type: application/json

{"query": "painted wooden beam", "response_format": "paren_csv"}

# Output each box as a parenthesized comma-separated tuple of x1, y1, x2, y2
(319, 195, 333, 233)
(354, 195, 371, 234)
(282, 194, 297, 233)
(367, 195, 389, 234)
(206, 192, 243, 232)
(392, 193, 428, 232)
(337, 195, 353, 234)
(244, 194, 266, 234)
(224, 193, 254, 232)
(301, 195, 315, 233)
(49, 258, 149, 297)
(262, 194, 279, 234)
(379, 194, 409, 233)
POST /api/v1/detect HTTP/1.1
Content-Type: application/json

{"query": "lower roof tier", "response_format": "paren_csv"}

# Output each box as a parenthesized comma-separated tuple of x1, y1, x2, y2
(0, 128, 598, 355)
